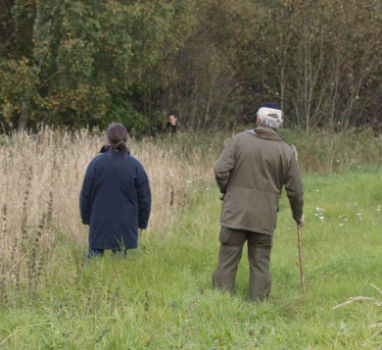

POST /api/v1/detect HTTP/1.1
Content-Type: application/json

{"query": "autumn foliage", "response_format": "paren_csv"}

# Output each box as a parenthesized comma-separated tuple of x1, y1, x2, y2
(0, 0, 381, 133)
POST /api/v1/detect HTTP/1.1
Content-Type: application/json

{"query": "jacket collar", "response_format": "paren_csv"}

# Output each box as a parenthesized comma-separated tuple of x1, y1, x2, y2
(247, 127, 283, 141)
(100, 144, 131, 155)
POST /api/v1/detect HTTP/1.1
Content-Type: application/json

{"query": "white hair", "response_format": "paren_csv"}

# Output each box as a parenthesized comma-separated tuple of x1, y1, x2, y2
(257, 107, 283, 129)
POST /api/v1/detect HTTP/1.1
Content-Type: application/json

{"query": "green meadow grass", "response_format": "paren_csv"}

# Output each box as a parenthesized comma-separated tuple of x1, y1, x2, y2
(1, 167, 381, 349)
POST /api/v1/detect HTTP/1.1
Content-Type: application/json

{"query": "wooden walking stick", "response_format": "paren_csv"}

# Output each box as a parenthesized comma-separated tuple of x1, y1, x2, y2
(297, 226, 306, 293)
(291, 144, 306, 293)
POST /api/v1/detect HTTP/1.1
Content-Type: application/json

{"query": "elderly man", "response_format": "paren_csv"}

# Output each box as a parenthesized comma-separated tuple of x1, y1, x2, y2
(212, 102, 304, 301)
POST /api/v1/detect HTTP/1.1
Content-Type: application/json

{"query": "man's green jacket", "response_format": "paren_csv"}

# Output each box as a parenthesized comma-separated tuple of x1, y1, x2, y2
(214, 127, 303, 235)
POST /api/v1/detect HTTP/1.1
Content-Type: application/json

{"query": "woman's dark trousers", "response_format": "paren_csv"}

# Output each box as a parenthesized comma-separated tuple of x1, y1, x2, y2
(88, 248, 127, 259)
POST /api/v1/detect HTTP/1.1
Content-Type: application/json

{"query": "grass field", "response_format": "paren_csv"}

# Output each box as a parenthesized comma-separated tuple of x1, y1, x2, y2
(0, 130, 381, 349)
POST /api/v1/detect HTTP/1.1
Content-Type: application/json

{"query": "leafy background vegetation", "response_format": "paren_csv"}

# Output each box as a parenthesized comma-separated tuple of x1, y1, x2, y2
(0, 0, 381, 133)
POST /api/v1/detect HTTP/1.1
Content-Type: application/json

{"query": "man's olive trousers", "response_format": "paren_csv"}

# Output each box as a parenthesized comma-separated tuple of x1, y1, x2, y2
(212, 226, 272, 301)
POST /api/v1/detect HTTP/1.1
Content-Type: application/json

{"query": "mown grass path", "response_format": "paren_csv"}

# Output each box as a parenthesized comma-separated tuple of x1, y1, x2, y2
(1, 167, 381, 349)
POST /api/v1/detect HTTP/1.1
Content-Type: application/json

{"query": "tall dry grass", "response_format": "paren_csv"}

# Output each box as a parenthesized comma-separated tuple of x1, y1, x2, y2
(0, 128, 217, 300)
(279, 127, 381, 173)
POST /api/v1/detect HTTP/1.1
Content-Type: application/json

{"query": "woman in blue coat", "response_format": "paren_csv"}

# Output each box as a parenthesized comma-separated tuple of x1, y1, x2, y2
(80, 123, 151, 257)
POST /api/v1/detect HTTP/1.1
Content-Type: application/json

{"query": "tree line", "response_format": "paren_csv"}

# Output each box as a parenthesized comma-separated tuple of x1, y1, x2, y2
(0, 0, 381, 134)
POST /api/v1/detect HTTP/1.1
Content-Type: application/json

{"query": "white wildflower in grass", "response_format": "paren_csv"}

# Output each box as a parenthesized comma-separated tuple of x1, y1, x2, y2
(186, 180, 192, 184)
(337, 214, 349, 224)
(315, 189, 320, 192)
(315, 207, 326, 220)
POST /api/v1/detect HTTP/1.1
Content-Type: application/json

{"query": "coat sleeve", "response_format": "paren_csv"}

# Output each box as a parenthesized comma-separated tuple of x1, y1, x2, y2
(213, 137, 237, 194)
(135, 162, 152, 229)
(79, 161, 96, 225)
(284, 155, 304, 223)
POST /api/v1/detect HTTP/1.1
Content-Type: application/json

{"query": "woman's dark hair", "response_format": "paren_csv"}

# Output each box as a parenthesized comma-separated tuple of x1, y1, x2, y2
(107, 123, 129, 154)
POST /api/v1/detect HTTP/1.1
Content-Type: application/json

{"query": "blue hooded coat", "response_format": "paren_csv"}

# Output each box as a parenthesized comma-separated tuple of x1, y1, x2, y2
(80, 151, 151, 250)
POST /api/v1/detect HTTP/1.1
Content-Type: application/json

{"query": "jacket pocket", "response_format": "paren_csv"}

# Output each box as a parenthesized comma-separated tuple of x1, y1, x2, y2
(219, 226, 232, 244)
